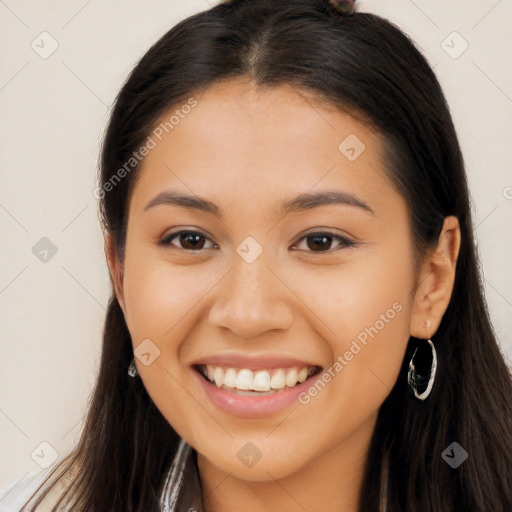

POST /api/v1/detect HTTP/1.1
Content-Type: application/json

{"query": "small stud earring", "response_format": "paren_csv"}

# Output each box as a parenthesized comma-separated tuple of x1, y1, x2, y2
(128, 358, 138, 378)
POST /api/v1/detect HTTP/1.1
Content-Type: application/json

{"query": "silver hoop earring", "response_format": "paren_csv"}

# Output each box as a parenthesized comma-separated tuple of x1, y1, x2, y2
(128, 357, 138, 378)
(407, 338, 437, 401)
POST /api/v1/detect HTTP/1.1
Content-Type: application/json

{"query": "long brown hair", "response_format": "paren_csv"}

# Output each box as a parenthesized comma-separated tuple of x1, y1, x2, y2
(23, 1, 512, 510)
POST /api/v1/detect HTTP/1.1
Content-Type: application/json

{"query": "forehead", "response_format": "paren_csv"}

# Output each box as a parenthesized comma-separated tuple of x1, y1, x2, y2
(130, 78, 398, 218)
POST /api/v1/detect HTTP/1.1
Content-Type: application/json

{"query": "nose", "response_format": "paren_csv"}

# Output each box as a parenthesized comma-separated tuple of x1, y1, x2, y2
(208, 259, 294, 338)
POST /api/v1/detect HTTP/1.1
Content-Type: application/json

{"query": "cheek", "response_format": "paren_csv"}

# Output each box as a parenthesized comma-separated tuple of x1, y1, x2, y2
(290, 241, 414, 338)
(288, 241, 414, 419)
(121, 247, 219, 441)
(122, 247, 213, 343)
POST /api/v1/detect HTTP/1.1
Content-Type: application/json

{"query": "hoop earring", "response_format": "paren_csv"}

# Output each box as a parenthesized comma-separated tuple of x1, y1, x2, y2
(128, 357, 138, 378)
(407, 338, 437, 401)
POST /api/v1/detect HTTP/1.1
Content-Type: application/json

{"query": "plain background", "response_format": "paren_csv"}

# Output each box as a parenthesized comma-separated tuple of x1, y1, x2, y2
(1, 0, 511, 489)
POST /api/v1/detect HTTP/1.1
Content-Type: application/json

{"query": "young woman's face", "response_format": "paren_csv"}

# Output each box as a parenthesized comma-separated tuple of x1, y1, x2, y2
(117, 78, 419, 481)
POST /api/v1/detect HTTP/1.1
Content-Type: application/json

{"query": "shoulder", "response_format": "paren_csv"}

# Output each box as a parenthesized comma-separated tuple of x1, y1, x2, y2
(0, 467, 51, 511)
(0, 464, 71, 512)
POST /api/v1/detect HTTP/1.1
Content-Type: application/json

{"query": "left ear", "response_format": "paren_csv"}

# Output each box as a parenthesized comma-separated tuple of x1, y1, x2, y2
(410, 216, 461, 339)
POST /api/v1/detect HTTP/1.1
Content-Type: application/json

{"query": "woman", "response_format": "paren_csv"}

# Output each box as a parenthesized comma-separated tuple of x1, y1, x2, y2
(8, 0, 512, 510)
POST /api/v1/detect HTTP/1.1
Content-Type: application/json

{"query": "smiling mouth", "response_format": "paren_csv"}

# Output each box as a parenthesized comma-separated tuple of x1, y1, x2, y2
(194, 364, 322, 396)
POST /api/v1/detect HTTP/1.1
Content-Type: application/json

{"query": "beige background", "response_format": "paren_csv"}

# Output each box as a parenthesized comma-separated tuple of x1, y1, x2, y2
(1, 0, 511, 489)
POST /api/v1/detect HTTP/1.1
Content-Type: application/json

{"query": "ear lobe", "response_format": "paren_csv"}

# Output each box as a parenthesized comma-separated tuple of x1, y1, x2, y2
(410, 216, 461, 338)
(104, 233, 126, 314)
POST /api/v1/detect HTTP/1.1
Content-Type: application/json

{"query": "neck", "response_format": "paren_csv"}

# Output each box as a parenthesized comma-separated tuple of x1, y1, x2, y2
(197, 412, 378, 512)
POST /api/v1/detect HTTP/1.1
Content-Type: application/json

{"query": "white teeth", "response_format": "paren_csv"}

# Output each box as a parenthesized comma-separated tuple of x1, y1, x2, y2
(214, 367, 224, 387)
(224, 368, 237, 388)
(236, 369, 253, 390)
(270, 369, 286, 390)
(201, 365, 316, 392)
(253, 370, 271, 392)
(285, 368, 298, 388)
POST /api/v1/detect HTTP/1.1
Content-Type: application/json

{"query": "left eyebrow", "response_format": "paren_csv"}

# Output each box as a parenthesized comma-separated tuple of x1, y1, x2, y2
(280, 190, 376, 217)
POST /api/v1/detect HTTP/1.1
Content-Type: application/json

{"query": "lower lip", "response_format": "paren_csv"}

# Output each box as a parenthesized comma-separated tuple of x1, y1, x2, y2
(193, 369, 318, 419)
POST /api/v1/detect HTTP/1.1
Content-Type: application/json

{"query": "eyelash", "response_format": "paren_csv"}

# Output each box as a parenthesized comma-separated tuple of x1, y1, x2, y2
(158, 230, 356, 253)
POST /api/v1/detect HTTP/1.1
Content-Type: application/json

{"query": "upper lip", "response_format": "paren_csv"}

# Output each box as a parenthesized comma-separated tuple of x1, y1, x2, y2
(190, 353, 322, 371)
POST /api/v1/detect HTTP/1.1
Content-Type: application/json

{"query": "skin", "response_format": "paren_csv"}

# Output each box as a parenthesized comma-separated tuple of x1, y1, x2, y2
(106, 77, 460, 512)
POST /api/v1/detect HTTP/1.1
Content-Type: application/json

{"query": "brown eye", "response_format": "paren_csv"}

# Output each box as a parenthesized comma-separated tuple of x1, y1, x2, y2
(160, 230, 216, 251)
(293, 232, 356, 253)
